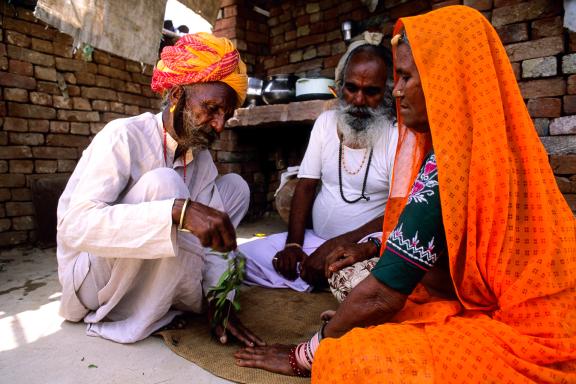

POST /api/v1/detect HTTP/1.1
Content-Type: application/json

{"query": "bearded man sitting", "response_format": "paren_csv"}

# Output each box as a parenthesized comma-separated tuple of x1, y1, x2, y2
(239, 34, 398, 291)
(56, 33, 263, 346)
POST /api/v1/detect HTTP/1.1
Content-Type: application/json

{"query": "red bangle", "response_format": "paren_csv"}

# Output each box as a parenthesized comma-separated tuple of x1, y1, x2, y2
(288, 346, 311, 377)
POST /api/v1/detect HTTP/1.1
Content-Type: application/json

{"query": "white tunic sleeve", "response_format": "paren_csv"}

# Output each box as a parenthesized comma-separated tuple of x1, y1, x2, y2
(297, 112, 329, 180)
(57, 125, 175, 260)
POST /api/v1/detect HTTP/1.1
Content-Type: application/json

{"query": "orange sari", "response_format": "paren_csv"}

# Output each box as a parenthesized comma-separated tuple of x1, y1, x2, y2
(312, 6, 576, 383)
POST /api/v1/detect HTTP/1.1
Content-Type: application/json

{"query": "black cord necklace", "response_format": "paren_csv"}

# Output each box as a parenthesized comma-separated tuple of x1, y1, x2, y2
(338, 141, 373, 203)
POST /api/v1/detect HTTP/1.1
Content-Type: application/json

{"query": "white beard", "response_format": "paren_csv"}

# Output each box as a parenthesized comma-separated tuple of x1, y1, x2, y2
(336, 101, 388, 148)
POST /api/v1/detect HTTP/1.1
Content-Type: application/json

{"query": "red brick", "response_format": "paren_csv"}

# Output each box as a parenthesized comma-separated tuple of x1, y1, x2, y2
(56, 110, 100, 122)
(102, 112, 127, 123)
(70, 122, 90, 135)
(570, 32, 576, 53)
(4, 88, 28, 102)
(67, 85, 81, 97)
(30, 92, 52, 106)
(0, 231, 29, 246)
(0, 133, 6, 146)
(28, 120, 49, 133)
(131, 72, 151, 85)
(34, 66, 57, 81)
(432, 0, 461, 9)
(3, 117, 28, 132)
(0, 174, 26, 188)
(11, 188, 32, 202)
(495, 23, 528, 45)
(8, 103, 56, 119)
(125, 82, 141, 94)
(93, 50, 110, 65)
(506, 36, 563, 62)
(564, 95, 576, 115)
(53, 41, 74, 58)
(531, 16, 563, 39)
(72, 97, 92, 111)
(37, 81, 60, 95)
(7, 45, 54, 66)
(108, 56, 126, 70)
(519, 78, 565, 99)
(53, 96, 73, 109)
(118, 92, 149, 107)
(3, 17, 33, 34)
(0, 189, 11, 201)
(124, 105, 139, 115)
(297, 34, 326, 49)
(9, 132, 44, 146)
(110, 78, 127, 91)
(55, 57, 89, 72)
(8, 59, 33, 76)
(32, 146, 78, 159)
(9, 160, 34, 174)
(390, 0, 428, 18)
(110, 102, 125, 113)
(12, 216, 35, 230)
(90, 123, 106, 134)
(5, 30, 31, 48)
(463, 0, 492, 10)
(50, 121, 70, 133)
(527, 97, 561, 118)
(97, 65, 131, 81)
(63, 72, 77, 84)
(6, 202, 34, 216)
(492, 0, 562, 27)
(31, 38, 53, 54)
(91, 100, 110, 111)
(35, 160, 58, 174)
(125, 61, 141, 73)
(95, 75, 111, 88)
(57, 159, 77, 172)
(550, 155, 576, 174)
(81, 87, 118, 101)
(0, 146, 33, 159)
(0, 72, 35, 89)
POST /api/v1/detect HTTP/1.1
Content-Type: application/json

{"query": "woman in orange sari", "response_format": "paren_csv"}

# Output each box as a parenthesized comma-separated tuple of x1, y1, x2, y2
(235, 6, 576, 382)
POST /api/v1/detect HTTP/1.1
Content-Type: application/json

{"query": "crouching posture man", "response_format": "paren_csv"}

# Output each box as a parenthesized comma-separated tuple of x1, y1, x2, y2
(56, 33, 263, 346)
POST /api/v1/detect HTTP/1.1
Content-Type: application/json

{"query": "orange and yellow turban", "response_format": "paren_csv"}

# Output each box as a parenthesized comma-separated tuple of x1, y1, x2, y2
(151, 32, 247, 106)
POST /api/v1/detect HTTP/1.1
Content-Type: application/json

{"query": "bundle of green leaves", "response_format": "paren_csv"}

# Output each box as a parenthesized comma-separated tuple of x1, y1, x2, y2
(207, 250, 246, 330)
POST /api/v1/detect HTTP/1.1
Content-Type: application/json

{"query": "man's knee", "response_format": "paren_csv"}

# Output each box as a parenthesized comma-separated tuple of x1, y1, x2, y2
(216, 173, 250, 225)
(124, 168, 189, 203)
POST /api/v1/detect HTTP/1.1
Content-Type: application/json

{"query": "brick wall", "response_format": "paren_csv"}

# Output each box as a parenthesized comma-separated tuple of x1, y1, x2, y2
(0, 3, 161, 246)
(213, 0, 576, 217)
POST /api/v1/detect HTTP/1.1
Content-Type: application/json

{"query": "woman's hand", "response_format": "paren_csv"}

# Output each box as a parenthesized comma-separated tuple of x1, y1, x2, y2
(209, 300, 266, 347)
(235, 344, 296, 376)
(324, 242, 378, 278)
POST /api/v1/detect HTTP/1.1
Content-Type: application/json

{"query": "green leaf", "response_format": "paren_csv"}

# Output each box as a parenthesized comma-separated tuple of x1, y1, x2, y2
(88, 364, 98, 368)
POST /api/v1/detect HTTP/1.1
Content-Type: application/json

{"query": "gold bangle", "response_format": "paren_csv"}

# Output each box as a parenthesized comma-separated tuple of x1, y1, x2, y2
(178, 198, 191, 233)
(285, 242, 302, 249)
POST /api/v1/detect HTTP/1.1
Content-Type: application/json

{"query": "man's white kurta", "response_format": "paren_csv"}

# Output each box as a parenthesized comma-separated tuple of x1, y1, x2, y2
(57, 112, 236, 343)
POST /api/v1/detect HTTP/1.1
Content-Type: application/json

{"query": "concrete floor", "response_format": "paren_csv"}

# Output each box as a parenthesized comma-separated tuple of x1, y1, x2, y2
(0, 214, 287, 384)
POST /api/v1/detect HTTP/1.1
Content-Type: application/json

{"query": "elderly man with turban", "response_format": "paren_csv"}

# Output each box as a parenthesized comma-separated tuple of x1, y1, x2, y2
(56, 33, 264, 345)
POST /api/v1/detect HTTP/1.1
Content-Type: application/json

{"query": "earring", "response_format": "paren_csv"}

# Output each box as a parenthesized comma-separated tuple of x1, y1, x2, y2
(169, 105, 176, 113)
(393, 90, 403, 97)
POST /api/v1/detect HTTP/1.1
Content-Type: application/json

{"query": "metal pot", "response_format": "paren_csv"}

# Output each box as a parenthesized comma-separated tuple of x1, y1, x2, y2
(244, 77, 264, 107)
(295, 78, 336, 101)
(262, 74, 298, 105)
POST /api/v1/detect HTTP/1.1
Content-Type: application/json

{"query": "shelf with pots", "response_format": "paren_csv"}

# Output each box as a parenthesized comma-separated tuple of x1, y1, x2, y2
(227, 99, 338, 129)
(226, 75, 338, 129)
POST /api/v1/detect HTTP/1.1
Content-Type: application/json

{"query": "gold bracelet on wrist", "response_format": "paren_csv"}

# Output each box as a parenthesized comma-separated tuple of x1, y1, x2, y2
(177, 198, 191, 233)
(285, 242, 302, 249)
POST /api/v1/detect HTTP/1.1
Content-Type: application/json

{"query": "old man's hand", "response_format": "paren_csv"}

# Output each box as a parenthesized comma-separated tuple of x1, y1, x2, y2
(174, 199, 237, 252)
(209, 300, 266, 347)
